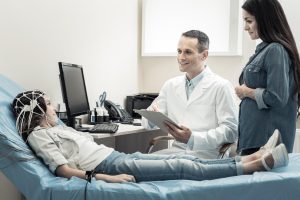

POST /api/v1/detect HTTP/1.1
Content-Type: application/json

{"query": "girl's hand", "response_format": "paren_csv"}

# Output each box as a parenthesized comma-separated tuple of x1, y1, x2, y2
(95, 173, 136, 183)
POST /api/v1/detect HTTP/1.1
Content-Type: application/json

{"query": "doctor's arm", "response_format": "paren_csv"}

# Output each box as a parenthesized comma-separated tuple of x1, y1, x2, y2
(188, 82, 238, 150)
(141, 83, 168, 129)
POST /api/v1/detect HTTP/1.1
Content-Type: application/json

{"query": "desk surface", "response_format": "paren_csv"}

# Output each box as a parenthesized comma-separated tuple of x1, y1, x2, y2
(81, 123, 167, 153)
(82, 123, 147, 139)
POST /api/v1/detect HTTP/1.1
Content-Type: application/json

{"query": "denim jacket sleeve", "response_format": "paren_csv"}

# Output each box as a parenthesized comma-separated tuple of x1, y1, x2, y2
(258, 43, 291, 109)
(247, 43, 291, 110)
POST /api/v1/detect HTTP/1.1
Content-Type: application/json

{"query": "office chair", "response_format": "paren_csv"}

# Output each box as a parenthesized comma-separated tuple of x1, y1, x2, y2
(146, 136, 237, 159)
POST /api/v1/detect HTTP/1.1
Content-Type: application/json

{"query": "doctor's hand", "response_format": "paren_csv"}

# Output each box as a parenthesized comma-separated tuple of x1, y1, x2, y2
(148, 102, 159, 112)
(164, 121, 191, 144)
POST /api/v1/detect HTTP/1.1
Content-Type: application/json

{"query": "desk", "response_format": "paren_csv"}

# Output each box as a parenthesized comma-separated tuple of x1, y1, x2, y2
(84, 124, 168, 154)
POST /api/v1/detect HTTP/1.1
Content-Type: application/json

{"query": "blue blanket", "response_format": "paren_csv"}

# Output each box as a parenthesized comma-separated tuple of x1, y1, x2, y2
(1, 73, 300, 200)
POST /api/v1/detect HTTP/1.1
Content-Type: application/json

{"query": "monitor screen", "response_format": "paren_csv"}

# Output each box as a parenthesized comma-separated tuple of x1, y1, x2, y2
(59, 62, 90, 127)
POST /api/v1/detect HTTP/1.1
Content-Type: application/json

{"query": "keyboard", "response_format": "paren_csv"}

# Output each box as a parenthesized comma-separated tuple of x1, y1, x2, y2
(89, 123, 119, 133)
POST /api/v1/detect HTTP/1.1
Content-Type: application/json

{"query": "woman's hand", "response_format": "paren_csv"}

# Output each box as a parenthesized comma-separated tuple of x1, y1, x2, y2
(235, 84, 255, 100)
(95, 173, 136, 183)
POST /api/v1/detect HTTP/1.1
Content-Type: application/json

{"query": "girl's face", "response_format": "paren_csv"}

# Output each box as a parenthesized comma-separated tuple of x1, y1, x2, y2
(43, 96, 58, 127)
(243, 10, 259, 40)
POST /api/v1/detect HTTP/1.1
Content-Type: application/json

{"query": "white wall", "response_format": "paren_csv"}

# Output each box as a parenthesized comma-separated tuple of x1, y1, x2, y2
(138, 0, 300, 93)
(280, 0, 300, 49)
(2, 1, 298, 106)
(138, 0, 256, 92)
(0, 0, 139, 108)
(141, 0, 242, 56)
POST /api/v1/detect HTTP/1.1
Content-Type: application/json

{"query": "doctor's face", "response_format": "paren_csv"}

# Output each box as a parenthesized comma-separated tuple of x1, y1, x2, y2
(177, 36, 205, 75)
(243, 10, 259, 40)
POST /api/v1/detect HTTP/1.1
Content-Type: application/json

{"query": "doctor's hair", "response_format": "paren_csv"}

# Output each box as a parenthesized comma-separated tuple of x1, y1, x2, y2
(12, 90, 47, 140)
(182, 30, 209, 53)
(242, 0, 300, 106)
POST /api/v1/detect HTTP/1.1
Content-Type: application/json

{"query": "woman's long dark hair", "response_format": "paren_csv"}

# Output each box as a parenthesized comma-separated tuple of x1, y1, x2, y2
(242, 0, 300, 106)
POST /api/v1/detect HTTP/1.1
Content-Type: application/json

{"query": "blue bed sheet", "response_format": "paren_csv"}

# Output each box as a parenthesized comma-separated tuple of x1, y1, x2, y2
(1, 73, 300, 200)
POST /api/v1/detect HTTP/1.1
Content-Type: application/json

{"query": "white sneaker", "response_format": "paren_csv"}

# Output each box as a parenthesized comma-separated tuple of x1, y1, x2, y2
(262, 143, 289, 171)
(261, 129, 282, 151)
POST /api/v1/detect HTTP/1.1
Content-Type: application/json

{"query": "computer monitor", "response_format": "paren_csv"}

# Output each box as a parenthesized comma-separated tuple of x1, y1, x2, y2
(59, 62, 90, 127)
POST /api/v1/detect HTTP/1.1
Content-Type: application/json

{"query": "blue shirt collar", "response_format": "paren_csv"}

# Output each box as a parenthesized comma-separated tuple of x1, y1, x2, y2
(185, 66, 207, 87)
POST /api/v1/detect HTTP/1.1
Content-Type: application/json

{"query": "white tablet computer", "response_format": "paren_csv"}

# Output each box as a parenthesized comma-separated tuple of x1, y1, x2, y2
(134, 109, 181, 133)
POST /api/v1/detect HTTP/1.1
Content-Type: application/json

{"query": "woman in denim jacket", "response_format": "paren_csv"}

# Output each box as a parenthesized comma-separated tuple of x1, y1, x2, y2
(235, 0, 300, 155)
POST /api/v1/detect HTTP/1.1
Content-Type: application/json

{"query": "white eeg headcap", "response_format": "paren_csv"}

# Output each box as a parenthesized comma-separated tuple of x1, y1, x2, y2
(13, 90, 46, 138)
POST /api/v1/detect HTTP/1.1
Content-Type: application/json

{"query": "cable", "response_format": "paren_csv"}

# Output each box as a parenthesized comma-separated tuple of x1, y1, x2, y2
(84, 170, 94, 200)
(84, 180, 89, 200)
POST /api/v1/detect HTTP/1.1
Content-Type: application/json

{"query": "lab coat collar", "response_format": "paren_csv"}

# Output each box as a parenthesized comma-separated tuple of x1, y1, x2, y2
(186, 67, 215, 105)
(175, 77, 188, 103)
(175, 66, 214, 105)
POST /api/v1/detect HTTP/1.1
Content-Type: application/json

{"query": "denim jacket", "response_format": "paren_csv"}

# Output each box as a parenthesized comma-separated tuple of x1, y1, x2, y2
(238, 42, 298, 152)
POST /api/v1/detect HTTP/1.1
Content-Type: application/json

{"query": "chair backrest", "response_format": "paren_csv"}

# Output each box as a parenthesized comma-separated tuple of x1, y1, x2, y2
(0, 74, 168, 200)
(0, 74, 57, 198)
(0, 74, 31, 164)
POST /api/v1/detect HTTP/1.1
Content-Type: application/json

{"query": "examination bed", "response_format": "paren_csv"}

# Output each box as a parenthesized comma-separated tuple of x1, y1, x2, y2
(1, 73, 300, 200)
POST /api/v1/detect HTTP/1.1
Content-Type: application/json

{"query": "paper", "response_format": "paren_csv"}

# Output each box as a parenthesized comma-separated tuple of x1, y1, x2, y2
(134, 109, 181, 133)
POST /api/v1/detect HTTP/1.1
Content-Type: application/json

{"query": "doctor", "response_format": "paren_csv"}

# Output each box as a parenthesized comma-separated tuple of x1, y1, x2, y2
(142, 30, 238, 159)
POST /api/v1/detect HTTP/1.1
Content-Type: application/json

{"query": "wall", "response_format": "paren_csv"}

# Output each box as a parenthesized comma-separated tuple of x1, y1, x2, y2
(0, 1, 139, 199)
(280, 0, 300, 48)
(137, 0, 255, 92)
(138, 0, 300, 93)
(0, 0, 139, 108)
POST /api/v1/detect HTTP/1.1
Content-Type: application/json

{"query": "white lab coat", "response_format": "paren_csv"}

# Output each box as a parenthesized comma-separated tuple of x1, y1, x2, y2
(142, 67, 238, 159)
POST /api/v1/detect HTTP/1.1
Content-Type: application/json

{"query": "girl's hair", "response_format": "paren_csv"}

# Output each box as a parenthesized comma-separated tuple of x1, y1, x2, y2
(242, 0, 300, 106)
(12, 90, 47, 140)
